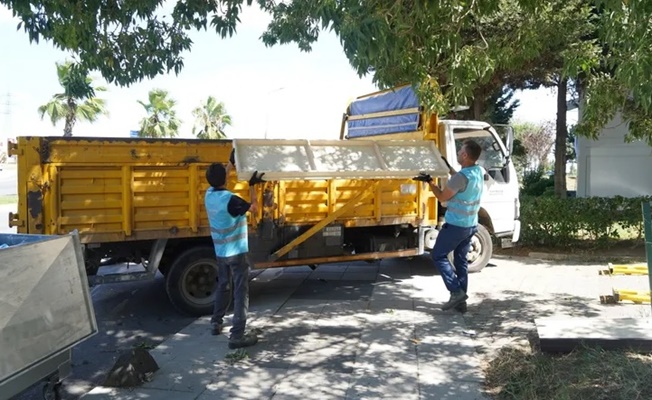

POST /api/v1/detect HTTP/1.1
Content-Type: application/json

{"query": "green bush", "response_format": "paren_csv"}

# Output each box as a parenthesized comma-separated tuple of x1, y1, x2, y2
(520, 195, 651, 247)
(521, 169, 555, 197)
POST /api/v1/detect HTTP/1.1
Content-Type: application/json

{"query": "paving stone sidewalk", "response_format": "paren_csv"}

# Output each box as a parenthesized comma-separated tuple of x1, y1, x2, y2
(80, 255, 651, 400)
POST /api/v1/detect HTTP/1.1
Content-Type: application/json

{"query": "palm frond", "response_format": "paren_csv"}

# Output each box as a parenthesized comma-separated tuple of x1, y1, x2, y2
(38, 100, 68, 126)
(41, 60, 107, 135)
(192, 96, 233, 139)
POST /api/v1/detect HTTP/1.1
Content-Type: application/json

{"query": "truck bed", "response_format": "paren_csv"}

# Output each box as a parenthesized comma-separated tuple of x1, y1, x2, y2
(10, 137, 437, 246)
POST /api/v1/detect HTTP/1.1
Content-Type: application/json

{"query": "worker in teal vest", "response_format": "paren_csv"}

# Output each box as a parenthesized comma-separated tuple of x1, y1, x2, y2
(205, 162, 265, 349)
(414, 139, 484, 312)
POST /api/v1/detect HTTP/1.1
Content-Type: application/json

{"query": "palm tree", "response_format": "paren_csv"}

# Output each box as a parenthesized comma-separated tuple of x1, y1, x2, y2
(38, 61, 108, 137)
(137, 89, 181, 138)
(192, 96, 232, 139)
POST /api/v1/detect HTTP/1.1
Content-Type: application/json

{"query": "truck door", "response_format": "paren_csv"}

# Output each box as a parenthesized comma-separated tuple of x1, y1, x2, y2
(444, 122, 518, 236)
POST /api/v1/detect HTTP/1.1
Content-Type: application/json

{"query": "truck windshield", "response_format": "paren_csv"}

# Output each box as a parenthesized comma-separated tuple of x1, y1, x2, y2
(454, 129, 507, 181)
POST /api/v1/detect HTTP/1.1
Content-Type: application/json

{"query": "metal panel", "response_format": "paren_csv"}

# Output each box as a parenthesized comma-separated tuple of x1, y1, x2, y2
(233, 139, 448, 181)
(576, 113, 652, 198)
(644, 201, 652, 312)
(0, 232, 97, 391)
(585, 151, 652, 197)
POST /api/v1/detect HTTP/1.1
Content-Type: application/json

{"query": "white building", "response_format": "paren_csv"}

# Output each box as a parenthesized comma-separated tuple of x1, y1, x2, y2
(576, 112, 652, 198)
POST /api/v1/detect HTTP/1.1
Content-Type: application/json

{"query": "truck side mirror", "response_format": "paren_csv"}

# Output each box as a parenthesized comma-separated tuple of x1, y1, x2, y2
(504, 126, 514, 183)
(502, 164, 511, 184)
(506, 126, 514, 156)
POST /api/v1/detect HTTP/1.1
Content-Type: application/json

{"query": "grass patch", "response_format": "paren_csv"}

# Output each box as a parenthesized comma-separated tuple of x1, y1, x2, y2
(485, 346, 652, 400)
(225, 348, 249, 365)
(134, 341, 156, 350)
(495, 239, 647, 264)
(0, 195, 17, 205)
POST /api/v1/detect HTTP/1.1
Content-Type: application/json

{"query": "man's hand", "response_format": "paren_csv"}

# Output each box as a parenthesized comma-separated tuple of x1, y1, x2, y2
(249, 171, 266, 186)
(229, 149, 236, 168)
(441, 156, 453, 170)
(441, 156, 457, 175)
(413, 173, 433, 183)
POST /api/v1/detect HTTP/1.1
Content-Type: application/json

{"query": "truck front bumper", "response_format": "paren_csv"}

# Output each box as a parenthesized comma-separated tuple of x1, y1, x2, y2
(511, 220, 521, 243)
(497, 220, 521, 248)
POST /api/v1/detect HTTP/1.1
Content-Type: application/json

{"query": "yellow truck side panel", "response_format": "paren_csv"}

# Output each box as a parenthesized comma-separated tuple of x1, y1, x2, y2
(13, 137, 438, 245)
(280, 179, 420, 224)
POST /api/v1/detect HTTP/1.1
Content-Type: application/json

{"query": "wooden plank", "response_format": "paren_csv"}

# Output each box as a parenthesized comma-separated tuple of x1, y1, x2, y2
(346, 107, 420, 121)
(59, 169, 122, 179)
(536, 317, 652, 353)
(606, 262, 649, 275)
(60, 199, 124, 210)
(60, 185, 123, 195)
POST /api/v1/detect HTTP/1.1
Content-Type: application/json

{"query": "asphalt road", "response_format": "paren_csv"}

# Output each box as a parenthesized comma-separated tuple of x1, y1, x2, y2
(0, 162, 17, 196)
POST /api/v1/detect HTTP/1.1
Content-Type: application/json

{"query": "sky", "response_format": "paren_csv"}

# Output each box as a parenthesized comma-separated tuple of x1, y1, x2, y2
(0, 4, 576, 142)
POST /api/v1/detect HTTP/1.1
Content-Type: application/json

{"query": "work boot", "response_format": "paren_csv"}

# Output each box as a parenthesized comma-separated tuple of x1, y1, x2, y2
(228, 332, 259, 349)
(441, 290, 469, 311)
(454, 301, 468, 314)
(210, 323, 223, 335)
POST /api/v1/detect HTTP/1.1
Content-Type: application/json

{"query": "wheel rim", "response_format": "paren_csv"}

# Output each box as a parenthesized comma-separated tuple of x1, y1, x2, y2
(180, 259, 218, 306)
(467, 234, 483, 264)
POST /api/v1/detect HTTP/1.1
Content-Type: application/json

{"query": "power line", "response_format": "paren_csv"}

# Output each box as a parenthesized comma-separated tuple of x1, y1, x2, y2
(1, 92, 14, 138)
(0, 92, 13, 115)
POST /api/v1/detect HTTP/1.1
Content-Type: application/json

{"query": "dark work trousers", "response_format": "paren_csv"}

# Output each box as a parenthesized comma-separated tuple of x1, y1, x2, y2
(431, 223, 477, 294)
(211, 253, 250, 339)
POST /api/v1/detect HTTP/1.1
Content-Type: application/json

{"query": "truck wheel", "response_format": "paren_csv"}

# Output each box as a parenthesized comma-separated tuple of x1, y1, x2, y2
(447, 224, 492, 273)
(165, 246, 218, 317)
(42, 380, 62, 400)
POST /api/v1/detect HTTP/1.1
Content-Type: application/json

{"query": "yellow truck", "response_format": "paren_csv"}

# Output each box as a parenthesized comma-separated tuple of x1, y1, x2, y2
(8, 85, 520, 316)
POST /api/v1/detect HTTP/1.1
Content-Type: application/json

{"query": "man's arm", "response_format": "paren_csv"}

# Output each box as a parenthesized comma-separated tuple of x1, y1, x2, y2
(227, 195, 254, 217)
(427, 181, 458, 202)
(248, 186, 259, 214)
(427, 172, 467, 202)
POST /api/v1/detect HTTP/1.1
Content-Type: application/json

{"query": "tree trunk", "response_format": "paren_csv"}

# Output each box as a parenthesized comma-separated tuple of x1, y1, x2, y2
(63, 115, 75, 137)
(554, 78, 568, 198)
(64, 97, 76, 137)
(472, 96, 484, 120)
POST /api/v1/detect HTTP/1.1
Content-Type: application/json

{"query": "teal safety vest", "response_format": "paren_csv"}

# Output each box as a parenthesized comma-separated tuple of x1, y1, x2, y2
(444, 165, 484, 228)
(205, 188, 249, 258)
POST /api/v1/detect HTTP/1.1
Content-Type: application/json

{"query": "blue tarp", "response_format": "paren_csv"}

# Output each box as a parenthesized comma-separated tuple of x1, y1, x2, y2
(347, 85, 420, 138)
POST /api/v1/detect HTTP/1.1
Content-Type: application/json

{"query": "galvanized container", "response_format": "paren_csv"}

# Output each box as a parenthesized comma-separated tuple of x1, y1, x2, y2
(0, 232, 97, 400)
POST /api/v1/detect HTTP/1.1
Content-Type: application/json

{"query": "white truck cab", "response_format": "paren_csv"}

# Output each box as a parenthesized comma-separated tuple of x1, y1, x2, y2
(444, 120, 520, 240)
(342, 86, 521, 272)
(435, 120, 521, 270)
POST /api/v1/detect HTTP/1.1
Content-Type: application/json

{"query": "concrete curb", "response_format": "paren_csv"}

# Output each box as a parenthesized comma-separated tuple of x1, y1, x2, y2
(527, 251, 646, 263)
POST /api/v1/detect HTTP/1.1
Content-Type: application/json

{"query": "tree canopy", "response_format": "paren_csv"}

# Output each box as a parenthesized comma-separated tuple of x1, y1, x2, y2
(37, 61, 108, 137)
(192, 96, 232, 139)
(4, 0, 652, 141)
(137, 89, 180, 138)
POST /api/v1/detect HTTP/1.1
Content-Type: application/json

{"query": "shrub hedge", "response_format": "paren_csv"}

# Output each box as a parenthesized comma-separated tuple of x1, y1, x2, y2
(520, 195, 652, 247)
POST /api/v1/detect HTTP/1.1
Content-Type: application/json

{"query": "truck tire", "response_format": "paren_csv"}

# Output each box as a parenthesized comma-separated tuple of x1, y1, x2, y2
(165, 246, 218, 317)
(447, 224, 492, 273)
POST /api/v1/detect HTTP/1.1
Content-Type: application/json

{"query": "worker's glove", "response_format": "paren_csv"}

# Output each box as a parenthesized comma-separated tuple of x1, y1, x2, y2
(413, 173, 433, 183)
(249, 171, 266, 186)
(441, 156, 453, 170)
(229, 149, 236, 167)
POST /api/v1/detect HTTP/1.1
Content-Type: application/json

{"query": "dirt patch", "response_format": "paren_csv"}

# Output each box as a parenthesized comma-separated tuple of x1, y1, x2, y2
(496, 240, 647, 262)
(485, 345, 652, 400)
